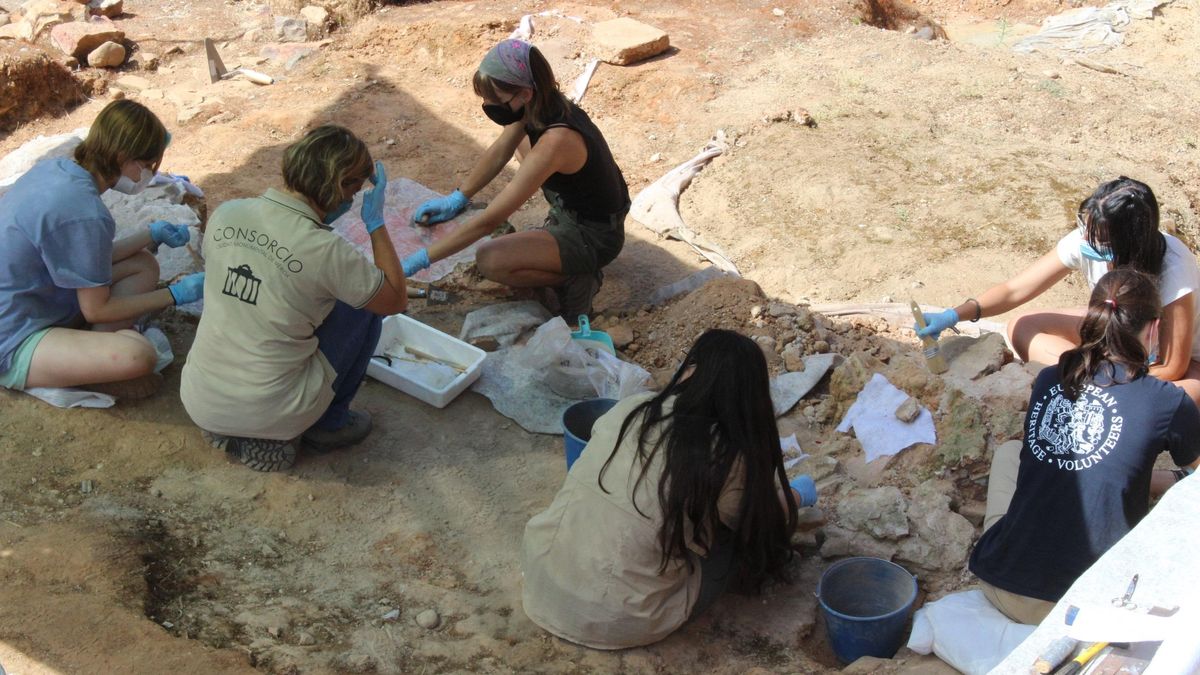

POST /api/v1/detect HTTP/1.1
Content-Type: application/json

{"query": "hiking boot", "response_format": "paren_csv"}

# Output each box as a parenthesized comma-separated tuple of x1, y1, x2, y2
(226, 436, 297, 472)
(556, 271, 603, 324)
(301, 410, 373, 453)
(84, 372, 163, 400)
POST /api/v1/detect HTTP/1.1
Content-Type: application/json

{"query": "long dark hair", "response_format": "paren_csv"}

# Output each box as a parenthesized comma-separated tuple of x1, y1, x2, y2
(598, 329, 798, 591)
(472, 45, 569, 132)
(1058, 269, 1161, 399)
(1079, 176, 1165, 276)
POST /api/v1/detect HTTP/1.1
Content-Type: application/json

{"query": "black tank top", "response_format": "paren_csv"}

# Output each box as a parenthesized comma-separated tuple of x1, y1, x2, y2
(526, 102, 629, 221)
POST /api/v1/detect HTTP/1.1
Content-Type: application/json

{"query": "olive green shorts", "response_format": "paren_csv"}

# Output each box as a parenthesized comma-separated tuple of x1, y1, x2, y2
(0, 327, 53, 391)
(539, 190, 627, 276)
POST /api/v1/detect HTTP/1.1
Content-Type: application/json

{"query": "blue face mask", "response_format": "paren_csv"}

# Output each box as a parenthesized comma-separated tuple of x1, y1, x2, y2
(323, 200, 352, 225)
(1080, 240, 1114, 262)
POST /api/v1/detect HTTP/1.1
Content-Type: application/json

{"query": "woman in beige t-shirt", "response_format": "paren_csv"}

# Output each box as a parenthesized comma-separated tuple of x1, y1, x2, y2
(521, 329, 801, 649)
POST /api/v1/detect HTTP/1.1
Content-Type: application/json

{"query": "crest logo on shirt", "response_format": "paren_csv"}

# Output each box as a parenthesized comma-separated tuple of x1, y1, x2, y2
(222, 264, 261, 305)
(1025, 383, 1123, 471)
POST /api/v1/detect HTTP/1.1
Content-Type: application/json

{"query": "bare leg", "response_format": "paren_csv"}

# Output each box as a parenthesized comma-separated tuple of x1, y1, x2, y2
(94, 249, 160, 332)
(475, 230, 568, 288)
(1165, 358, 1200, 409)
(25, 327, 156, 389)
(1006, 307, 1085, 365)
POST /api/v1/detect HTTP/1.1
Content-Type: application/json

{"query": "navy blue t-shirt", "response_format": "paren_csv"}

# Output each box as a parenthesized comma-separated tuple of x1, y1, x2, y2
(970, 364, 1200, 602)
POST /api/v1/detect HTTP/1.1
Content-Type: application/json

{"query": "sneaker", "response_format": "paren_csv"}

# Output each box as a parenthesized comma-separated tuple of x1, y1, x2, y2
(301, 410, 373, 453)
(226, 436, 297, 472)
(556, 271, 603, 323)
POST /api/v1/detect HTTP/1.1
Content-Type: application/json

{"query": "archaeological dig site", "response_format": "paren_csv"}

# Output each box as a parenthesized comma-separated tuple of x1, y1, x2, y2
(1, 0, 1199, 672)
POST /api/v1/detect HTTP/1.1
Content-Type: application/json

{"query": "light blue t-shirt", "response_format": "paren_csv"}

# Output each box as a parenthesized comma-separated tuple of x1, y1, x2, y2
(0, 158, 115, 374)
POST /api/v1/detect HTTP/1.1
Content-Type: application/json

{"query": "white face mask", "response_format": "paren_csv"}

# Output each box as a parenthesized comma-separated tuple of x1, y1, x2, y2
(111, 165, 154, 195)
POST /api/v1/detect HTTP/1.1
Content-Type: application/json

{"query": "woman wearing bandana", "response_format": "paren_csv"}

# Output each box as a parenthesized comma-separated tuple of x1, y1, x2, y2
(408, 39, 629, 321)
(917, 177, 1200, 406)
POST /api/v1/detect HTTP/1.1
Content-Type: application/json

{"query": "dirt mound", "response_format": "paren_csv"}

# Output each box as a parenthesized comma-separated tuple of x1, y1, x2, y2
(858, 0, 948, 38)
(0, 45, 83, 134)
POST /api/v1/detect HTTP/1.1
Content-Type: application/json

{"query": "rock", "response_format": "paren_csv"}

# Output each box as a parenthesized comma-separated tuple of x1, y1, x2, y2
(607, 323, 634, 349)
(50, 16, 124, 59)
(0, 12, 9, 27)
(795, 506, 827, 532)
(843, 656, 892, 674)
(772, 7, 786, 17)
(942, 332, 1009, 381)
(830, 351, 885, 417)
(794, 307, 815, 331)
(894, 396, 920, 423)
(80, 479, 94, 493)
(767, 301, 797, 318)
(243, 27, 263, 43)
(753, 335, 776, 351)
(820, 524, 898, 560)
(592, 17, 670, 66)
(297, 631, 316, 646)
(260, 544, 279, 558)
(299, 5, 328, 27)
(837, 486, 909, 539)
(782, 341, 805, 372)
(957, 499, 986, 528)
(896, 479, 975, 572)
(812, 339, 830, 353)
(86, 40, 125, 68)
(273, 16, 308, 43)
(87, 0, 122, 18)
(937, 389, 988, 466)
(791, 454, 838, 482)
(260, 40, 326, 68)
(416, 609, 440, 629)
(381, 608, 400, 621)
(467, 335, 500, 352)
(133, 50, 158, 70)
(108, 88, 123, 99)
(114, 74, 150, 91)
(165, 86, 204, 108)
(267, 625, 282, 638)
(750, 304, 763, 319)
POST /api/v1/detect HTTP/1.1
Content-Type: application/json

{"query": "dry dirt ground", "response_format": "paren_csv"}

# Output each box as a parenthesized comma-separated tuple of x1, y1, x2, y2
(2, 0, 1199, 673)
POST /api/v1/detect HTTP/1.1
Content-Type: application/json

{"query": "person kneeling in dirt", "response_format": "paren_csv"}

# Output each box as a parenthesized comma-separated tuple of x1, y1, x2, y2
(521, 329, 806, 649)
(970, 269, 1200, 625)
(0, 100, 203, 400)
(406, 39, 630, 322)
(918, 177, 1200, 408)
(180, 125, 407, 472)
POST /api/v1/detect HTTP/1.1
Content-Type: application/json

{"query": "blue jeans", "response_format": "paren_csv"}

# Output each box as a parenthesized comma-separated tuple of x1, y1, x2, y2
(313, 301, 382, 431)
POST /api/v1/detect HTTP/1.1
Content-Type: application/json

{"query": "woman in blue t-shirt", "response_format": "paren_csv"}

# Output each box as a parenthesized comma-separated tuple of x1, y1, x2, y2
(0, 101, 203, 399)
(970, 269, 1200, 624)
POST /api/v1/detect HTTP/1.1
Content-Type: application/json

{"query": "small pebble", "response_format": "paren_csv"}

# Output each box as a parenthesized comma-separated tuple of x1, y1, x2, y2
(267, 625, 282, 638)
(649, 152, 662, 162)
(382, 608, 400, 621)
(772, 7, 785, 16)
(307, 494, 314, 501)
(385, 138, 396, 145)
(416, 609, 441, 629)
(297, 631, 316, 646)
(80, 480, 94, 494)
(260, 544, 279, 558)
(162, 620, 174, 629)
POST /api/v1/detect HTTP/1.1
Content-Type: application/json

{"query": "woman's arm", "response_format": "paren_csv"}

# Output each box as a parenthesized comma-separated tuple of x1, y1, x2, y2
(955, 250, 1072, 319)
(362, 225, 408, 315)
(458, 122, 529, 199)
(1149, 294, 1194, 381)
(425, 128, 586, 263)
(111, 227, 154, 261)
(77, 285, 174, 325)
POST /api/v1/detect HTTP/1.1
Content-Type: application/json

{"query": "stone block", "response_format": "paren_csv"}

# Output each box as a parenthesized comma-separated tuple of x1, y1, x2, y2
(592, 17, 669, 66)
(273, 15, 307, 42)
(941, 332, 1010, 381)
(820, 524, 898, 560)
(85, 39, 124, 67)
(113, 74, 149, 91)
(300, 5, 328, 27)
(87, 0, 121, 18)
(837, 485, 909, 539)
(50, 16, 123, 59)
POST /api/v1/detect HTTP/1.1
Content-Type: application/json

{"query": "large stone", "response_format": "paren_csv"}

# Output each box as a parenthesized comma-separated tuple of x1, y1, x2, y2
(820, 524, 898, 560)
(273, 15, 307, 42)
(593, 17, 669, 66)
(837, 486, 909, 540)
(87, 0, 122, 18)
(50, 16, 123, 59)
(936, 388, 988, 466)
(830, 350, 886, 418)
(113, 74, 150, 91)
(606, 323, 634, 349)
(896, 479, 975, 573)
(942, 332, 1010, 381)
(85, 39, 124, 67)
(299, 5, 328, 27)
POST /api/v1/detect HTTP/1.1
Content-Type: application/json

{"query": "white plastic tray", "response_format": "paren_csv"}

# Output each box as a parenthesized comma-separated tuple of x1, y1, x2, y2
(367, 314, 486, 408)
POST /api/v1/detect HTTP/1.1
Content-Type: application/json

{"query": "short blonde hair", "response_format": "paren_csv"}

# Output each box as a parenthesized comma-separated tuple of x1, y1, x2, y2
(282, 125, 373, 213)
(74, 100, 168, 180)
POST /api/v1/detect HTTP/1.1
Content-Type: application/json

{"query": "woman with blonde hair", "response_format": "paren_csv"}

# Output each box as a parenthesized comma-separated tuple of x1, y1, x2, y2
(182, 125, 407, 472)
(0, 100, 202, 399)
(407, 39, 629, 322)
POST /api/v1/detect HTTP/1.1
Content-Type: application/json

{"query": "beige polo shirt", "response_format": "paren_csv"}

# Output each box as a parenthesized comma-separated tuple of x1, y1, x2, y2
(181, 189, 384, 440)
(521, 393, 744, 649)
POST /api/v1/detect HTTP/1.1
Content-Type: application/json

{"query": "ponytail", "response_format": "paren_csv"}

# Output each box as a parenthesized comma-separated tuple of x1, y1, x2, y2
(1058, 269, 1160, 399)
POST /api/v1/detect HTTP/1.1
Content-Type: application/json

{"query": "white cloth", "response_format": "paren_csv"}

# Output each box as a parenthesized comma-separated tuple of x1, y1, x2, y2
(836, 373, 937, 463)
(1056, 229, 1200, 359)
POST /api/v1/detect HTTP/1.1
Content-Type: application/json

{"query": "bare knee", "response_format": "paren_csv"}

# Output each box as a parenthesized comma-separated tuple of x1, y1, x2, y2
(110, 332, 156, 379)
(1006, 312, 1034, 361)
(475, 242, 506, 281)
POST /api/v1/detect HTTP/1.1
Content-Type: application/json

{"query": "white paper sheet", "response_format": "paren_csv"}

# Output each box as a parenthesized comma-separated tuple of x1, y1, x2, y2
(836, 373, 936, 462)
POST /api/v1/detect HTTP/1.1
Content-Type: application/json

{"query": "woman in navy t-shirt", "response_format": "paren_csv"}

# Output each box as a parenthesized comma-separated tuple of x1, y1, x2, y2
(970, 269, 1200, 625)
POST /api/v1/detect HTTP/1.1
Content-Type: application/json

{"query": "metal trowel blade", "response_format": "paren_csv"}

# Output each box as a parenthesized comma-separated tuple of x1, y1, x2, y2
(426, 286, 459, 305)
(204, 38, 228, 83)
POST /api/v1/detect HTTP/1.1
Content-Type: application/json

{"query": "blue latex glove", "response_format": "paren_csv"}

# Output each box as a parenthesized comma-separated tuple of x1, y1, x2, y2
(149, 220, 190, 248)
(402, 249, 431, 277)
(361, 161, 388, 234)
(412, 189, 468, 225)
(168, 272, 205, 305)
(915, 308, 959, 339)
(789, 475, 818, 508)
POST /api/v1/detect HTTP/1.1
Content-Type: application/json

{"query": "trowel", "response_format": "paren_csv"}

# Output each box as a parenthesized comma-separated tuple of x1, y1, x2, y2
(204, 38, 274, 85)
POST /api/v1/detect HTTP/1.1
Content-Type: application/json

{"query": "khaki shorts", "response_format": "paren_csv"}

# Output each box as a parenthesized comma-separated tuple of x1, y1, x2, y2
(540, 189, 627, 276)
(0, 327, 52, 391)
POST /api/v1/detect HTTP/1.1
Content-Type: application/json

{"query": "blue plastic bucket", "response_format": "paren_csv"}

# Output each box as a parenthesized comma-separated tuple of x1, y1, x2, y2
(561, 398, 617, 469)
(817, 557, 918, 664)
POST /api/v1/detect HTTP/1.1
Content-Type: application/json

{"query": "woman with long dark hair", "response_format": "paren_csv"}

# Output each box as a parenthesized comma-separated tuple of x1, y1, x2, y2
(918, 177, 1200, 406)
(404, 39, 629, 322)
(970, 269, 1200, 625)
(521, 329, 801, 649)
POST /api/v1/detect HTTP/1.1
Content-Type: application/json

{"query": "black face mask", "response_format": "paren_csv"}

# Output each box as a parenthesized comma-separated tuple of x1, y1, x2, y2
(482, 102, 525, 126)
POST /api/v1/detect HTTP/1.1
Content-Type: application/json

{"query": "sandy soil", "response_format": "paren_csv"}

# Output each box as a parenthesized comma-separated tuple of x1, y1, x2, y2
(2, 0, 1198, 672)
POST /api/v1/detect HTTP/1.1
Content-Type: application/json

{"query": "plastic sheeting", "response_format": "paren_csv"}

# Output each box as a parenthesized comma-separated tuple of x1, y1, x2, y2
(1013, 0, 1172, 55)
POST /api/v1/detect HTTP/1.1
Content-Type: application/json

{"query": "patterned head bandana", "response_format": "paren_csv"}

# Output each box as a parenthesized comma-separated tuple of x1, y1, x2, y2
(478, 39, 535, 89)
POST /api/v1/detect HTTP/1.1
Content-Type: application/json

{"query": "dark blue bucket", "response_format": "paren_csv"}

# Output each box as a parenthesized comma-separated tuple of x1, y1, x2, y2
(817, 557, 918, 664)
(561, 398, 617, 469)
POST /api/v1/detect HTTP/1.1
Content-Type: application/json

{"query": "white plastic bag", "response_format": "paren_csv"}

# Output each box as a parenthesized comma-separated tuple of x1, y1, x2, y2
(906, 590, 1036, 675)
(515, 317, 651, 400)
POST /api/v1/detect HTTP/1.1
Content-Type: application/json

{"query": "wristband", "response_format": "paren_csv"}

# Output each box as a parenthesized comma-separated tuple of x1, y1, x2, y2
(966, 297, 982, 322)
